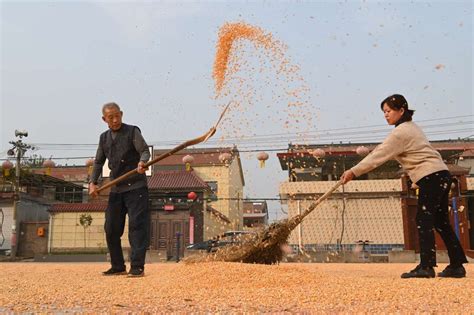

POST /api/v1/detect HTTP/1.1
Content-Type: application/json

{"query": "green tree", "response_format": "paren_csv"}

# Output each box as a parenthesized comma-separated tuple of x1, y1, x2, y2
(22, 154, 46, 168)
(79, 214, 93, 249)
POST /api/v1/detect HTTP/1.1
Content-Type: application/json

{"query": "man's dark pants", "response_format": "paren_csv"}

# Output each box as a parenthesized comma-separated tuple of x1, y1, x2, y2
(105, 186, 149, 270)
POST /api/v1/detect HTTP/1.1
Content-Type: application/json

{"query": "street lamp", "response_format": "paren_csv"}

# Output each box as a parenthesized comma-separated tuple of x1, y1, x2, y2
(7, 129, 32, 259)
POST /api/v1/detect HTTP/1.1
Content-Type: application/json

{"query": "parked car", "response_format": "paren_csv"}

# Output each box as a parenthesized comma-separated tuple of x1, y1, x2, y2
(186, 231, 253, 253)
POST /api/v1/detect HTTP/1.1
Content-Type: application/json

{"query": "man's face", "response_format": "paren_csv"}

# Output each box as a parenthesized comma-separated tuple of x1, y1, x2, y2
(102, 107, 123, 131)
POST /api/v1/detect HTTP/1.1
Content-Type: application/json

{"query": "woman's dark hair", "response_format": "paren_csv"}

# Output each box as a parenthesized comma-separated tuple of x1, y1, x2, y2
(380, 94, 415, 125)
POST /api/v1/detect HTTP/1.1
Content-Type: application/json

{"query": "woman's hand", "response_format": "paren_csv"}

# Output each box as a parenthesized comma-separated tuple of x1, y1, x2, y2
(341, 170, 355, 184)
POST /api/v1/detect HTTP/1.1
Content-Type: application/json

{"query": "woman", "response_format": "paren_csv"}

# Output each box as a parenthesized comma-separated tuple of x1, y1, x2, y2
(341, 94, 468, 278)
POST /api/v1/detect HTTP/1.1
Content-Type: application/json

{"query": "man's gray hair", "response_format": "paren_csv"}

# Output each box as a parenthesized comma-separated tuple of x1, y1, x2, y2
(102, 102, 121, 114)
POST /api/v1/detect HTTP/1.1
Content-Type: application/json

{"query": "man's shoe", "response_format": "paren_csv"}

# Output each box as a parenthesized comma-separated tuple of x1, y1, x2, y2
(401, 264, 435, 279)
(437, 265, 466, 278)
(102, 267, 127, 276)
(128, 267, 144, 278)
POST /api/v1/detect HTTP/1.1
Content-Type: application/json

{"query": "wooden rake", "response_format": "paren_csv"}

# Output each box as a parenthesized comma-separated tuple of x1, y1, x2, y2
(96, 102, 231, 194)
(204, 180, 344, 264)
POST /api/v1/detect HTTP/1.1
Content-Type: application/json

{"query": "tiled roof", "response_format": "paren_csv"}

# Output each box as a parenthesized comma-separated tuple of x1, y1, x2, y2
(20, 173, 84, 189)
(31, 166, 89, 182)
(49, 202, 107, 213)
(278, 141, 474, 161)
(152, 147, 246, 186)
(148, 170, 210, 191)
(287, 140, 474, 153)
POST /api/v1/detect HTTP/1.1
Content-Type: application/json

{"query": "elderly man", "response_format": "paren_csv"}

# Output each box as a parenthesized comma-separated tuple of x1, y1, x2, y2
(89, 102, 150, 277)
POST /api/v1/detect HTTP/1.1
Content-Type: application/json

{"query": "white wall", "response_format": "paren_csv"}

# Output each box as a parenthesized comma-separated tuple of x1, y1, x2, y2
(0, 206, 13, 250)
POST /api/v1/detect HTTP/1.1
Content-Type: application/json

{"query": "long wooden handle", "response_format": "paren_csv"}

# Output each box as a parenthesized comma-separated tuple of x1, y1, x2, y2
(96, 102, 231, 194)
(299, 180, 343, 221)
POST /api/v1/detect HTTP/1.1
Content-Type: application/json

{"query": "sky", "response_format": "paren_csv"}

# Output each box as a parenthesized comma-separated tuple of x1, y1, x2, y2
(1, 0, 472, 221)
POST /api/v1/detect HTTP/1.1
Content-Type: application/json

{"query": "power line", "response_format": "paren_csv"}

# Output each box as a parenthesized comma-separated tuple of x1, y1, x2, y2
(1, 118, 472, 160)
(26, 129, 473, 151)
(27, 115, 473, 147)
(1, 129, 472, 161)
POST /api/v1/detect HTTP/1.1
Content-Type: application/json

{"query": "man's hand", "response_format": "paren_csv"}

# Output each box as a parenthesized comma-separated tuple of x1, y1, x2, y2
(341, 170, 355, 184)
(137, 161, 148, 174)
(89, 183, 99, 197)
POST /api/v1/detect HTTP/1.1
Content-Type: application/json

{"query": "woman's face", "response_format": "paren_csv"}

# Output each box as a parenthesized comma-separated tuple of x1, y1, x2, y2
(382, 103, 404, 125)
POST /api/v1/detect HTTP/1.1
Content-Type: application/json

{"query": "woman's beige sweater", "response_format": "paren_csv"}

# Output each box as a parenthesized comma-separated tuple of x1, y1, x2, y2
(351, 121, 448, 184)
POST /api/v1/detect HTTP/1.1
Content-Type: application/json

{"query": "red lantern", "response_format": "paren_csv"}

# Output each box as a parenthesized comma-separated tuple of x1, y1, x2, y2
(257, 152, 269, 168)
(311, 148, 326, 158)
(2, 160, 13, 177)
(182, 155, 194, 171)
(42, 159, 56, 176)
(356, 146, 370, 156)
(187, 191, 197, 201)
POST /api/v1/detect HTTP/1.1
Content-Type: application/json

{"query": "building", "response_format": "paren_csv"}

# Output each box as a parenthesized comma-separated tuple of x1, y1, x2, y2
(153, 147, 245, 236)
(148, 170, 231, 259)
(31, 165, 111, 202)
(278, 140, 474, 257)
(31, 166, 90, 187)
(33, 148, 244, 258)
(47, 170, 234, 259)
(243, 201, 269, 228)
(0, 173, 84, 257)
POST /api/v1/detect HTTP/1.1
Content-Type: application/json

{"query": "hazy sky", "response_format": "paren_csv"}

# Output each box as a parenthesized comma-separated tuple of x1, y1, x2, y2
(1, 0, 472, 220)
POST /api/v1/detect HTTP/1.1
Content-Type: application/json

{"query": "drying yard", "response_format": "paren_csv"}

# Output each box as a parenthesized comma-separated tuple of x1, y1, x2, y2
(0, 262, 472, 313)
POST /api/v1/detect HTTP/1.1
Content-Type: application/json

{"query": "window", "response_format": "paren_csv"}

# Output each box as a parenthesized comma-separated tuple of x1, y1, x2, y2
(206, 181, 218, 201)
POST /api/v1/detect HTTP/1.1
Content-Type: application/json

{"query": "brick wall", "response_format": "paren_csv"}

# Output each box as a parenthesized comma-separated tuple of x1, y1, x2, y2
(49, 212, 129, 253)
(281, 179, 404, 247)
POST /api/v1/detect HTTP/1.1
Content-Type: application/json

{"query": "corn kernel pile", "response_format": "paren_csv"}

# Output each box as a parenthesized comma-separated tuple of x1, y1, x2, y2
(1, 263, 472, 312)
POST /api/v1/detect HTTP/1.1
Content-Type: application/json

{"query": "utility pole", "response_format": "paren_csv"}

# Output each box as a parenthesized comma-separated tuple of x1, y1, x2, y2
(7, 130, 32, 259)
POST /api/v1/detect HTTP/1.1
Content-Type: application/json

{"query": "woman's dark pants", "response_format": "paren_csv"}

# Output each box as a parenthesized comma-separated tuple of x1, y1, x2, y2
(416, 171, 467, 268)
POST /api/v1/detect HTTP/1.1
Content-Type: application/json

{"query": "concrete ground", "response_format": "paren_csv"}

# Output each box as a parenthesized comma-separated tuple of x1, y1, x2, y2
(0, 262, 472, 313)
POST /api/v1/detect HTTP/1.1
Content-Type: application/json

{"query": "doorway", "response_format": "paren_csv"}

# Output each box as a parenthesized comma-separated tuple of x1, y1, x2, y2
(150, 211, 190, 260)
